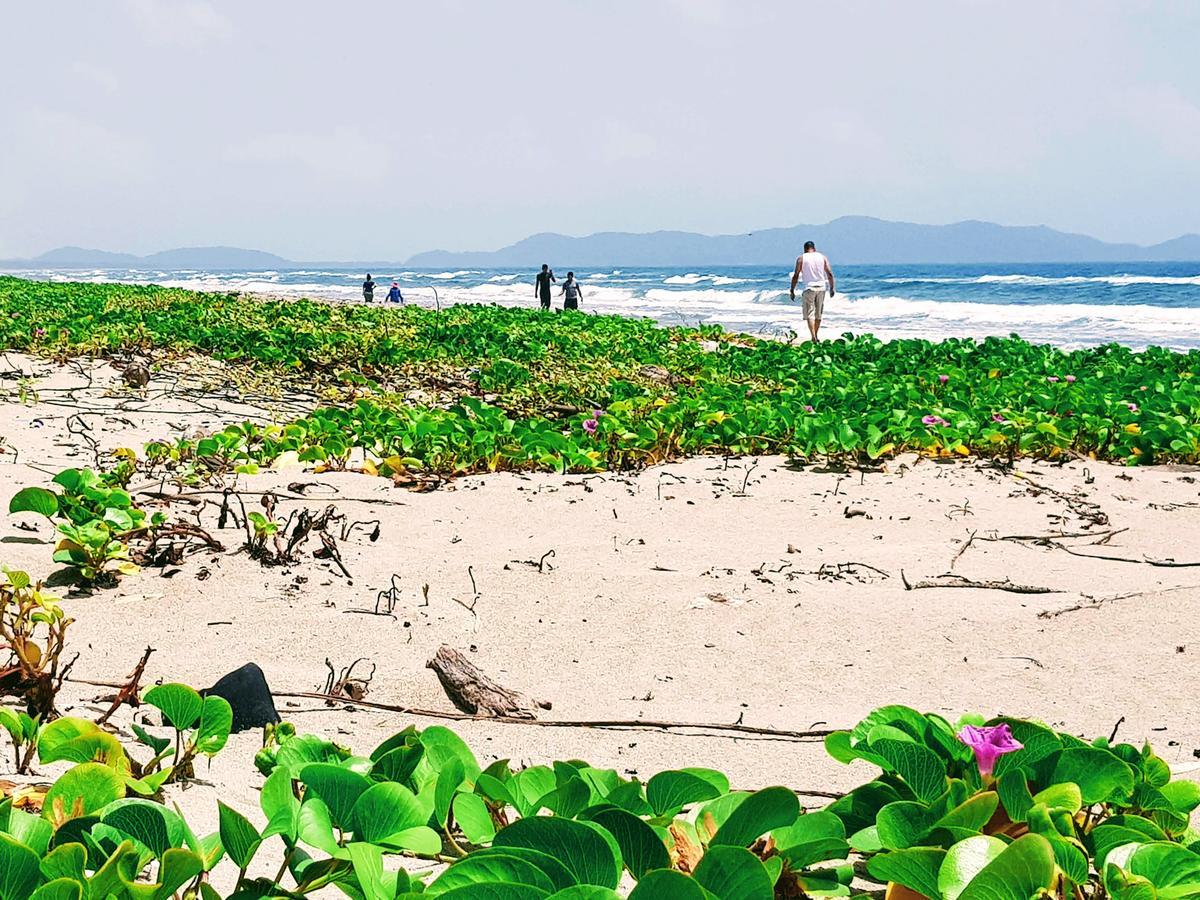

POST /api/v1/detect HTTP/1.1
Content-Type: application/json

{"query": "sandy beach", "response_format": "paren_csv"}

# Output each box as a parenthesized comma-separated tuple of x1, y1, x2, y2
(4, 350, 1199, 859)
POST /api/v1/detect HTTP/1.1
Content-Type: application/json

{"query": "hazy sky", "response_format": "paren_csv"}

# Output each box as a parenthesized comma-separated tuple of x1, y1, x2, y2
(2, 1, 1198, 260)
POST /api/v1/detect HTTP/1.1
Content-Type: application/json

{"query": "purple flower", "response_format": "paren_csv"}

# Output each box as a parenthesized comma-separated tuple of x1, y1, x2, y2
(33, 327, 46, 338)
(938, 374, 949, 384)
(922, 415, 949, 427)
(1047, 376, 1059, 383)
(992, 413, 1008, 424)
(958, 723, 1023, 777)
(1126, 402, 1139, 412)
(1065, 375, 1076, 383)
(592, 408, 606, 418)
(804, 405, 815, 413)
(582, 418, 598, 435)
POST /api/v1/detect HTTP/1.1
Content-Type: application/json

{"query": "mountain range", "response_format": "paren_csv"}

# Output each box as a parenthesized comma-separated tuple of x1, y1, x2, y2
(4, 217, 1199, 269)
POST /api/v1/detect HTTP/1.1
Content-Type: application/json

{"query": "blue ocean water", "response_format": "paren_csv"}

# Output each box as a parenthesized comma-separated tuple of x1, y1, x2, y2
(10, 261, 1200, 350)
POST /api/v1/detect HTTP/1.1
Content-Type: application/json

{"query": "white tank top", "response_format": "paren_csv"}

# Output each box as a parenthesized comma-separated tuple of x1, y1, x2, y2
(800, 251, 828, 289)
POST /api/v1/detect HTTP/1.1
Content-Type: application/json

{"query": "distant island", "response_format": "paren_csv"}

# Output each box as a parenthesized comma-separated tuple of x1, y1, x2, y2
(407, 217, 1200, 267)
(4, 217, 1199, 269)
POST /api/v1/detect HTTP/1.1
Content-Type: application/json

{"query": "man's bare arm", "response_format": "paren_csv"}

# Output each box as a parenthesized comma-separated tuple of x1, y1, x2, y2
(824, 259, 836, 295)
(790, 258, 802, 298)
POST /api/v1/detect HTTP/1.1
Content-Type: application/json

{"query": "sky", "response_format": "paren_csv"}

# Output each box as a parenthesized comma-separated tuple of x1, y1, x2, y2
(2, 0, 1198, 261)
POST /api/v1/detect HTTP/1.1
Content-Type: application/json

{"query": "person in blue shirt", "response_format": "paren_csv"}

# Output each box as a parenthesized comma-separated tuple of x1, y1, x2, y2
(386, 281, 404, 304)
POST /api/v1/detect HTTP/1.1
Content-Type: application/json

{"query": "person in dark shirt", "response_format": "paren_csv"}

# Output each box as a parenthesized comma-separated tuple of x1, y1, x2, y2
(362, 274, 375, 302)
(534, 263, 556, 309)
(561, 271, 583, 311)
(386, 281, 404, 304)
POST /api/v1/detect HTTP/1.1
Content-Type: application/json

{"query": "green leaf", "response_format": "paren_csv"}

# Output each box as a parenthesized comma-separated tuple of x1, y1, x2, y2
(1162, 781, 1200, 815)
(143, 684, 204, 731)
(154, 848, 204, 899)
(628, 869, 709, 900)
(545, 889, 621, 900)
(1125, 842, 1200, 893)
(436, 758, 468, 828)
(454, 792, 497, 845)
(428, 854, 556, 895)
(710, 787, 800, 848)
(435, 886, 549, 900)
(957, 834, 1056, 900)
(195, 696, 232, 756)
(588, 808, 670, 880)
(29, 879, 82, 900)
(100, 798, 183, 858)
(9, 487, 59, 518)
(38, 718, 127, 769)
(259, 767, 300, 842)
(217, 801, 261, 870)
(300, 763, 371, 830)
(493, 817, 622, 889)
(41, 763, 125, 823)
(464, 848, 577, 893)
(872, 739, 949, 803)
(692, 844, 774, 900)
(5, 809, 52, 856)
(350, 781, 427, 842)
(996, 770, 1035, 823)
(0, 833, 41, 900)
(645, 769, 727, 817)
(1032, 782, 1082, 813)
(877, 801, 938, 850)
(868, 847, 947, 899)
(1050, 748, 1134, 805)
(938, 835, 1008, 900)
(37, 842, 86, 885)
(297, 796, 340, 856)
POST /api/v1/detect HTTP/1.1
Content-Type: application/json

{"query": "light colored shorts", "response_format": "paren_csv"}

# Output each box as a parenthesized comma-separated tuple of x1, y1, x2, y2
(802, 288, 826, 321)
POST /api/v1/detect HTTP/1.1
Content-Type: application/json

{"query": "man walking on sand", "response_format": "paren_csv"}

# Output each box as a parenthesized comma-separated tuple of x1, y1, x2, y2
(790, 241, 836, 341)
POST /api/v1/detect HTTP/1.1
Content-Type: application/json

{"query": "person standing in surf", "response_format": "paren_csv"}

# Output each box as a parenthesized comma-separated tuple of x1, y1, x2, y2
(789, 241, 836, 341)
(534, 263, 556, 310)
(561, 271, 583, 311)
(362, 273, 376, 303)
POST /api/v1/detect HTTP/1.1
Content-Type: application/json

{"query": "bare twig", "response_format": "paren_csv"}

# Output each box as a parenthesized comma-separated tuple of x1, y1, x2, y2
(902, 572, 1059, 594)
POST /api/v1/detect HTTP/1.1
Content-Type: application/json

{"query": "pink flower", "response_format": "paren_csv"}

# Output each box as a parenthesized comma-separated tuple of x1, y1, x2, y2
(592, 408, 606, 418)
(1140, 386, 1148, 392)
(582, 418, 598, 435)
(1126, 402, 1139, 412)
(992, 413, 1008, 424)
(1065, 375, 1076, 383)
(938, 374, 949, 384)
(33, 327, 46, 338)
(1047, 376, 1059, 383)
(804, 405, 815, 413)
(922, 415, 949, 427)
(958, 723, 1023, 777)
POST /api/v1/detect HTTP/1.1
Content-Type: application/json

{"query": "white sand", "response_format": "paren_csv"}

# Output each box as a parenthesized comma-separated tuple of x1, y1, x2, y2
(3, 353, 1199, 866)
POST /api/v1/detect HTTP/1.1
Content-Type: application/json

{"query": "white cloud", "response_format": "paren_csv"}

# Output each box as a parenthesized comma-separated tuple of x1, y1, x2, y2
(662, 0, 728, 26)
(69, 61, 119, 94)
(122, 0, 232, 46)
(224, 127, 392, 181)
(1117, 85, 1200, 160)
(599, 121, 658, 162)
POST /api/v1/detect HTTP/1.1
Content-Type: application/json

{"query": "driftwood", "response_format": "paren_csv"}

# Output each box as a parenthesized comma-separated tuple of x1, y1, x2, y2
(900, 571, 1058, 594)
(427, 646, 550, 719)
(270, 689, 833, 743)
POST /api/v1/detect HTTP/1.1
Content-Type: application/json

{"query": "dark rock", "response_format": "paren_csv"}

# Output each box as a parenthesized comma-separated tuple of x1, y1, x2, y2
(203, 663, 280, 732)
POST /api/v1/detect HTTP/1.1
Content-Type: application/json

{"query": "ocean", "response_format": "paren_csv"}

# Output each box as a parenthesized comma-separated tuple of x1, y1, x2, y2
(9, 261, 1200, 350)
